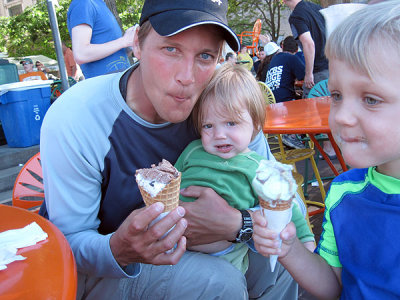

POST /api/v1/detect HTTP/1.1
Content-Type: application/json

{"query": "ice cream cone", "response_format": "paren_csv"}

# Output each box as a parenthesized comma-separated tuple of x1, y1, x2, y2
(259, 197, 293, 211)
(260, 196, 294, 272)
(137, 173, 181, 213)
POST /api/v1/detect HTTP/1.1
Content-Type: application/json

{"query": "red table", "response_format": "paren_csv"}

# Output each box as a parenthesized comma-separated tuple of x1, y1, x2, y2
(263, 96, 347, 176)
(0, 205, 77, 299)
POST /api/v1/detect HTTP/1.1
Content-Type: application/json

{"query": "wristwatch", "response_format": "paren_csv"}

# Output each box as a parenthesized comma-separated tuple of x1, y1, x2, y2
(233, 210, 253, 243)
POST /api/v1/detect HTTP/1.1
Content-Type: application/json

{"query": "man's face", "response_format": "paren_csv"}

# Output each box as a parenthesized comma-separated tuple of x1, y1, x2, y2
(132, 25, 223, 124)
(22, 61, 33, 73)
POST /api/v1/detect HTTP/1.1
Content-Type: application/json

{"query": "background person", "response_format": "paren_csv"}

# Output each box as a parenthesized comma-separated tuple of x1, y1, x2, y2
(266, 36, 305, 103)
(225, 52, 237, 65)
(19, 58, 47, 81)
(252, 2, 400, 298)
(62, 41, 84, 81)
(67, 0, 136, 79)
(256, 42, 280, 83)
(39, 1, 300, 299)
(282, 0, 329, 96)
(266, 36, 305, 150)
(282, 0, 334, 156)
(253, 48, 265, 74)
(237, 45, 253, 71)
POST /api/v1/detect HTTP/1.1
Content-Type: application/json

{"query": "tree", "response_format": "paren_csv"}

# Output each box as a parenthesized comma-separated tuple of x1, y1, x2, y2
(227, 0, 286, 43)
(105, 0, 123, 29)
(0, 0, 70, 59)
(0, 0, 144, 59)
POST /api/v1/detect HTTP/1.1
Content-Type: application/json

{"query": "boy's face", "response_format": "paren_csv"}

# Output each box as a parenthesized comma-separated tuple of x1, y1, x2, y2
(132, 25, 222, 124)
(328, 53, 400, 177)
(200, 103, 254, 159)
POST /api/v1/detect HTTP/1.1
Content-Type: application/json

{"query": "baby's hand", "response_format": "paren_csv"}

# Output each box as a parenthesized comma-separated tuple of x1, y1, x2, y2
(252, 210, 297, 258)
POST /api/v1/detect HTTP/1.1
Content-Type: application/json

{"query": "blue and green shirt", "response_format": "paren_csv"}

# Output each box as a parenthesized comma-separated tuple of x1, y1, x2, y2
(316, 167, 400, 299)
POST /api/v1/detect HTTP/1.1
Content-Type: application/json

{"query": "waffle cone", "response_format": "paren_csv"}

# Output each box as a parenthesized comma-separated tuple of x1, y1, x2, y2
(138, 173, 181, 213)
(259, 196, 293, 211)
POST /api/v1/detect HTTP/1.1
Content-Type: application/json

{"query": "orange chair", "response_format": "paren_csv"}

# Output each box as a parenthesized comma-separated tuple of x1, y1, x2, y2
(237, 19, 262, 56)
(19, 71, 47, 82)
(12, 152, 44, 213)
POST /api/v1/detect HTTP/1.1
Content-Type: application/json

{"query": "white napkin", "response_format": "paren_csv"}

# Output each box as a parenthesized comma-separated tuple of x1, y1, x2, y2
(0, 222, 48, 270)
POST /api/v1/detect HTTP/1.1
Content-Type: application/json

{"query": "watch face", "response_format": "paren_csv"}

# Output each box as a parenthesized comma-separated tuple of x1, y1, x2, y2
(239, 227, 253, 242)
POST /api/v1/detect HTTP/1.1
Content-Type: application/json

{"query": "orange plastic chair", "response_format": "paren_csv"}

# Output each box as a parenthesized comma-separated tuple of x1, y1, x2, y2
(19, 71, 47, 82)
(12, 152, 44, 213)
(237, 19, 262, 56)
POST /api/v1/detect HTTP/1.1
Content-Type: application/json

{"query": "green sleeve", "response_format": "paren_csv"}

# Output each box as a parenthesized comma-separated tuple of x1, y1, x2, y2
(316, 188, 342, 267)
(291, 202, 315, 243)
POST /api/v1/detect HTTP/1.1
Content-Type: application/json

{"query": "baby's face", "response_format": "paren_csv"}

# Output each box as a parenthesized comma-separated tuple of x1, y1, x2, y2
(200, 103, 254, 160)
(328, 53, 400, 178)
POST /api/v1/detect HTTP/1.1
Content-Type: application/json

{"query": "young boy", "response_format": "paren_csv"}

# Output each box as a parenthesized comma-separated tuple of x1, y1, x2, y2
(175, 63, 315, 274)
(252, 1, 400, 298)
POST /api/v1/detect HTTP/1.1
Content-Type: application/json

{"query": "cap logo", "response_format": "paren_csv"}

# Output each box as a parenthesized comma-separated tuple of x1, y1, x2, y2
(211, 0, 222, 6)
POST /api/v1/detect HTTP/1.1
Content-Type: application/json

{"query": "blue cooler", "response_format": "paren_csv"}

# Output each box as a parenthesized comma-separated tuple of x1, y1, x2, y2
(0, 80, 52, 147)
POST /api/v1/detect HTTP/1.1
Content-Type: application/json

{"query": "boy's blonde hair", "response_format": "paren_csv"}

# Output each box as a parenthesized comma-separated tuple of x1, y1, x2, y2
(325, 0, 400, 78)
(192, 63, 266, 137)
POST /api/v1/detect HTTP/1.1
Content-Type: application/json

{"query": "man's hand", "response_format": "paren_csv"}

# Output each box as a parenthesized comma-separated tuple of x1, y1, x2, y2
(252, 210, 297, 258)
(110, 202, 187, 267)
(180, 186, 241, 246)
(304, 72, 315, 89)
(121, 24, 138, 48)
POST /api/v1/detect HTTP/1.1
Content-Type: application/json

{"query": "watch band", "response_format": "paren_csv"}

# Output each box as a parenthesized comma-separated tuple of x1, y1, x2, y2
(234, 210, 253, 243)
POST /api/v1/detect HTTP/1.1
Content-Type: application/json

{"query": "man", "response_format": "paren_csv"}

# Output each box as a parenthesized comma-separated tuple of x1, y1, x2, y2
(283, 0, 334, 156)
(282, 0, 329, 96)
(40, 1, 298, 299)
(266, 36, 305, 103)
(19, 58, 47, 81)
(67, 0, 136, 78)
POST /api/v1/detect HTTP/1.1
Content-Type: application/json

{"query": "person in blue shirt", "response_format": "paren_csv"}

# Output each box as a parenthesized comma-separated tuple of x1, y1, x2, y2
(266, 36, 305, 103)
(253, 2, 400, 299)
(67, 0, 136, 78)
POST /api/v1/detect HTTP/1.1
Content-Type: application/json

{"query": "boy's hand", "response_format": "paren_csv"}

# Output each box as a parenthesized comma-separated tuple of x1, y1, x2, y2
(252, 210, 297, 258)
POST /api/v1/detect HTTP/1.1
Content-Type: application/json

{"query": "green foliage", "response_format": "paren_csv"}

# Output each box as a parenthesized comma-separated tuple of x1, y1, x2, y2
(0, 0, 70, 59)
(117, 0, 144, 30)
(227, 0, 287, 42)
(0, 0, 143, 59)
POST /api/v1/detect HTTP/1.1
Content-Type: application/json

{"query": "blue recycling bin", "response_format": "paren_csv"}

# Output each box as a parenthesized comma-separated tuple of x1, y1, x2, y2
(0, 81, 52, 147)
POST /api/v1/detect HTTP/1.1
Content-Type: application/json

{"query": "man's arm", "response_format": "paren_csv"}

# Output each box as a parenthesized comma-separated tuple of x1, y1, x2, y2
(71, 24, 136, 65)
(298, 31, 315, 88)
(180, 131, 274, 246)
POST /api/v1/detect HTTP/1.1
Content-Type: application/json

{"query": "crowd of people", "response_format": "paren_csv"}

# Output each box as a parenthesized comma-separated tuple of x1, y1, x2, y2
(32, 0, 400, 299)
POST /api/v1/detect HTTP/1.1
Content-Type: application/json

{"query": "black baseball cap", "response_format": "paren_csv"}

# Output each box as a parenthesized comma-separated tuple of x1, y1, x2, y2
(139, 0, 240, 51)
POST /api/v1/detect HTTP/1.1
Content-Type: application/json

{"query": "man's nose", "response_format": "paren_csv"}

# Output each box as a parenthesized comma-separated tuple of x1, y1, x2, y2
(176, 59, 195, 86)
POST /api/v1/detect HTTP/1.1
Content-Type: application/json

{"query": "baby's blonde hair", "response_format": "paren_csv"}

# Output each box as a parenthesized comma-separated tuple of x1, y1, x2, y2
(325, 0, 400, 78)
(192, 63, 266, 138)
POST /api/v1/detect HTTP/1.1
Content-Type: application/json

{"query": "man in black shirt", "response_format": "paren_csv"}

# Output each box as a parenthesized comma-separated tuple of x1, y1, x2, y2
(282, 0, 329, 97)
